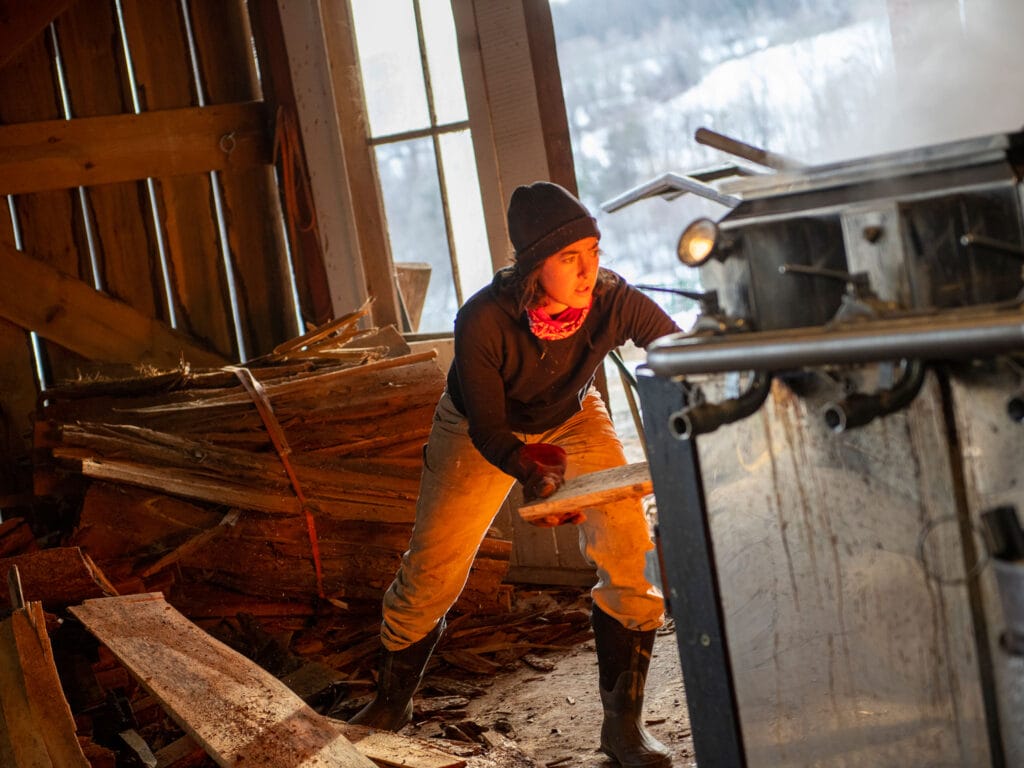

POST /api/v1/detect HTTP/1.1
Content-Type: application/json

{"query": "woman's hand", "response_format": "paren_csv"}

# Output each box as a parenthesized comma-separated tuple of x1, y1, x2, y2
(510, 443, 568, 501)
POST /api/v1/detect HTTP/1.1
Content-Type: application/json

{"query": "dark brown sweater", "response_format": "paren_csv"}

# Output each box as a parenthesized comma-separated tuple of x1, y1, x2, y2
(446, 267, 680, 474)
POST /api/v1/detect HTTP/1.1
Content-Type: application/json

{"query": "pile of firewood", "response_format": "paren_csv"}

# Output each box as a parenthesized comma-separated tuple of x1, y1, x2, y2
(3, 308, 597, 766)
(33, 307, 512, 618)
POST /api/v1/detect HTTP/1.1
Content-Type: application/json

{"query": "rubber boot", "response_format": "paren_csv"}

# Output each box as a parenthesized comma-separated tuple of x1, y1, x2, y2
(349, 618, 445, 730)
(592, 605, 672, 767)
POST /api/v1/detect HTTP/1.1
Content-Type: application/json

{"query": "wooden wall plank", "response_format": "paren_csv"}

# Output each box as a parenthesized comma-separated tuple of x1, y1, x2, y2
(50, 1, 162, 322)
(120, 0, 236, 359)
(0, 190, 38, 501)
(189, 0, 295, 357)
(0, 32, 93, 385)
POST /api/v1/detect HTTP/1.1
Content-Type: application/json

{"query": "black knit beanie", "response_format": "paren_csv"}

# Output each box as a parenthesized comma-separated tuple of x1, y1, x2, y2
(507, 182, 600, 273)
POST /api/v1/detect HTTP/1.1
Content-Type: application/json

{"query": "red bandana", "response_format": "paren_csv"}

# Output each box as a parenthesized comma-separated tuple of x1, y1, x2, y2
(526, 302, 591, 340)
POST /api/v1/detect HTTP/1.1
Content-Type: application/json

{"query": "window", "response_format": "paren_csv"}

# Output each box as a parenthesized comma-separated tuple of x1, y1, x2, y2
(349, 0, 491, 334)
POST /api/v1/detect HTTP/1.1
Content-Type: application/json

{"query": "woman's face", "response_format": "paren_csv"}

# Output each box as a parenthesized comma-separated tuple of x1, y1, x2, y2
(536, 236, 600, 313)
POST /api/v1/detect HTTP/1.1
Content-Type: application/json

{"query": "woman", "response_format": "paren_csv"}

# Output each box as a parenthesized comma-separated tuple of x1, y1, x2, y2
(352, 181, 680, 768)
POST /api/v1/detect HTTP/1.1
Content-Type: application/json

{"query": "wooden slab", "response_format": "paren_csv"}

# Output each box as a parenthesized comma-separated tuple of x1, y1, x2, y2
(518, 462, 653, 522)
(70, 594, 463, 768)
(0, 601, 91, 767)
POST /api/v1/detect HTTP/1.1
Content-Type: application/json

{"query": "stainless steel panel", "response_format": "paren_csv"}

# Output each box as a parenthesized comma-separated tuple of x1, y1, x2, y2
(693, 374, 990, 766)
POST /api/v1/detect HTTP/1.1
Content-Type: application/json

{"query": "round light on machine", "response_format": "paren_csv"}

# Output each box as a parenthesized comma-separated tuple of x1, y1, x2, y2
(677, 218, 719, 267)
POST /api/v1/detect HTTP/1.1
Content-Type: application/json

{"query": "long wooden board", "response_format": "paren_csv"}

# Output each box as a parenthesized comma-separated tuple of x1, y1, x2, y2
(517, 462, 653, 522)
(70, 594, 463, 768)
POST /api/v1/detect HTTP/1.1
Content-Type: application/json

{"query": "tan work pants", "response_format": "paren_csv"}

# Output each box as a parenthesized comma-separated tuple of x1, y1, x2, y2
(380, 389, 665, 650)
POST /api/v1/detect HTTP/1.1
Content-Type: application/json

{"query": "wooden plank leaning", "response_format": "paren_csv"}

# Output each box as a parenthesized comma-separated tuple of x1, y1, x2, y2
(69, 593, 464, 768)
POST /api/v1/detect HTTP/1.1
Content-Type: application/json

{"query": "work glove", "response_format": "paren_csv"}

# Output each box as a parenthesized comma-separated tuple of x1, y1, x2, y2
(509, 444, 585, 527)
(509, 443, 568, 502)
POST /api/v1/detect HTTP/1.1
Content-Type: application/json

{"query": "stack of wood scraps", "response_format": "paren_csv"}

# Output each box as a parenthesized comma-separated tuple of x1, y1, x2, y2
(35, 307, 512, 616)
(6, 307, 602, 767)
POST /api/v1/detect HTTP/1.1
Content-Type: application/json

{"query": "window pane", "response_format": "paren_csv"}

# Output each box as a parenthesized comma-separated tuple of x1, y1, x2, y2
(351, 0, 429, 136)
(439, 130, 490, 300)
(551, 0, 894, 306)
(375, 138, 458, 333)
(420, 0, 468, 124)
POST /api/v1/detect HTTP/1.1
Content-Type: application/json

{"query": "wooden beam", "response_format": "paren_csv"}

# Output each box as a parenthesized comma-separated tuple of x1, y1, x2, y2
(0, 101, 271, 195)
(522, 0, 578, 192)
(248, 0, 334, 327)
(292, 0, 402, 329)
(517, 462, 653, 523)
(272, 0, 384, 327)
(0, 241, 227, 368)
(70, 594, 461, 768)
(0, 0, 78, 72)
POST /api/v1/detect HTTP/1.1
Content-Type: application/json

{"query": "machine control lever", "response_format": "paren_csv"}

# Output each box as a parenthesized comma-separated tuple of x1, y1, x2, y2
(778, 263, 872, 292)
(960, 233, 1024, 259)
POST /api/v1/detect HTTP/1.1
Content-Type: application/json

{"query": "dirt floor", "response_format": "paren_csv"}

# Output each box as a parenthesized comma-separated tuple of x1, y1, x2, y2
(450, 619, 695, 768)
(373, 583, 697, 768)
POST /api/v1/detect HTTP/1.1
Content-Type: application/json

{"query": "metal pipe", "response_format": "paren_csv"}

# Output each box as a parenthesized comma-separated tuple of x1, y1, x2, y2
(607, 349, 648, 460)
(822, 359, 927, 433)
(646, 306, 1024, 376)
(960, 233, 1024, 259)
(695, 127, 806, 172)
(669, 371, 772, 440)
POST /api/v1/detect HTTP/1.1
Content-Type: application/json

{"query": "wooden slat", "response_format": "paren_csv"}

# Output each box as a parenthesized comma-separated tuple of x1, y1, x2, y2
(0, 240, 226, 368)
(69, 594, 461, 768)
(0, 102, 271, 196)
(0, 212, 36, 501)
(0, 0, 78, 71)
(517, 462, 653, 522)
(0, 601, 91, 767)
(0, 32, 93, 385)
(52, 1, 164, 319)
(188, 1, 294, 357)
(121, 0, 236, 359)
